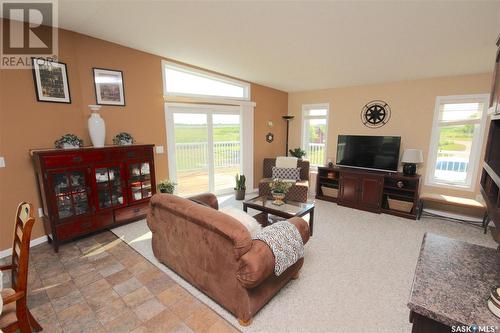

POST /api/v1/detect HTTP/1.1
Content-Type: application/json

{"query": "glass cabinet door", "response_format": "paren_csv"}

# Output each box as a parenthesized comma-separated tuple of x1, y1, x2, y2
(52, 170, 90, 219)
(94, 166, 126, 210)
(129, 161, 152, 202)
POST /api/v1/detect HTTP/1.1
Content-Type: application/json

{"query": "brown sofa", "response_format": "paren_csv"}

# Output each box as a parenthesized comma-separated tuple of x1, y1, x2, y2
(147, 193, 310, 325)
(259, 158, 310, 202)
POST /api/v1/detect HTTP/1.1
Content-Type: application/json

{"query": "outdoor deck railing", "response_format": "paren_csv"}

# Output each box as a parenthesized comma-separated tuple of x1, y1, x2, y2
(176, 141, 241, 171)
(176, 141, 327, 170)
(307, 143, 326, 166)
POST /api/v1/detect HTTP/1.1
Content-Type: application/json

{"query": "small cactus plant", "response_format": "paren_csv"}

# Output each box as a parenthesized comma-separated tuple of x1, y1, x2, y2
(235, 174, 246, 190)
(234, 174, 246, 200)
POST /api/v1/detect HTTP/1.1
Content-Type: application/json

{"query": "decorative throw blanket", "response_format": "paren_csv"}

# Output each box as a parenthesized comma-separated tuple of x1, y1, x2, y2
(253, 221, 304, 276)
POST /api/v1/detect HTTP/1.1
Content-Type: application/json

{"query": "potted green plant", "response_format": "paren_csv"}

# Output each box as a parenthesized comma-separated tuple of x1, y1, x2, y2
(158, 179, 177, 194)
(289, 147, 306, 159)
(269, 179, 293, 205)
(113, 132, 134, 145)
(234, 174, 246, 200)
(54, 134, 84, 149)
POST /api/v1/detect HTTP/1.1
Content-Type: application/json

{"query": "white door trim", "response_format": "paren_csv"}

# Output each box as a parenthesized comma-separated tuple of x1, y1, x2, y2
(164, 102, 254, 196)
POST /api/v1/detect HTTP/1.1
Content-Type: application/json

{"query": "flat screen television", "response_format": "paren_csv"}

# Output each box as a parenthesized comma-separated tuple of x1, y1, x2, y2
(336, 135, 401, 172)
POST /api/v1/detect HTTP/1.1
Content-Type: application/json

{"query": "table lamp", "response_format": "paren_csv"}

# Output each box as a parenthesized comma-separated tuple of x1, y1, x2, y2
(401, 149, 423, 176)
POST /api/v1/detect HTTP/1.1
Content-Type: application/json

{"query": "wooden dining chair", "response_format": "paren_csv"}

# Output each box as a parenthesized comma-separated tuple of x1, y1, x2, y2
(0, 202, 42, 333)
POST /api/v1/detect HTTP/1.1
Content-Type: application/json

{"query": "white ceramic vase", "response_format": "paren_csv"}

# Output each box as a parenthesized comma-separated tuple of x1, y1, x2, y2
(88, 105, 105, 147)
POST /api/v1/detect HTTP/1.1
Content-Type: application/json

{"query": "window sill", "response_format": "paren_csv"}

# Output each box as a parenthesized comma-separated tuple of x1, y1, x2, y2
(424, 180, 475, 192)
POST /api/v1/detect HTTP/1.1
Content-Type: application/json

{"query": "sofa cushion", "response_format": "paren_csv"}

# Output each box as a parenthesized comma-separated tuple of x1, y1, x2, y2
(220, 207, 262, 237)
(272, 167, 301, 181)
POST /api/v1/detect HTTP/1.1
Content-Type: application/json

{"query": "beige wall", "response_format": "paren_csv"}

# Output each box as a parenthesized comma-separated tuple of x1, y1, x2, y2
(0, 27, 287, 252)
(288, 73, 491, 199)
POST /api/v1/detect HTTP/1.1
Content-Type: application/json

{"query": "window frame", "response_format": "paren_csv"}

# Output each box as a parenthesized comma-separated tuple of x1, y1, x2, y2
(425, 94, 489, 191)
(301, 103, 330, 167)
(161, 60, 251, 101)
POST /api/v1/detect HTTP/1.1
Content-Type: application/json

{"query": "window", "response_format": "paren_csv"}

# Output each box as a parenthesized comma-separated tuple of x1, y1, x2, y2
(301, 103, 329, 166)
(426, 95, 489, 190)
(162, 60, 250, 100)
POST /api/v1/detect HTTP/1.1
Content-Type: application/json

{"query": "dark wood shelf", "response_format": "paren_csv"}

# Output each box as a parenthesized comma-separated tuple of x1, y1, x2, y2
(381, 208, 417, 220)
(383, 185, 417, 193)
(383, 192, 414, 200)
(319, 176, 338, 181)
(315, 194, 339, 203)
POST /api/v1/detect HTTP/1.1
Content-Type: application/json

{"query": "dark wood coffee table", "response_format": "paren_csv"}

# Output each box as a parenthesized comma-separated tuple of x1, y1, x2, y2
(242, 196, 315, 236)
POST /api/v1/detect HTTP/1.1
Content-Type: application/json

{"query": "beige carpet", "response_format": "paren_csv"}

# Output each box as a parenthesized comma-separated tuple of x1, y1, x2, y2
(112, 195, 497, 333)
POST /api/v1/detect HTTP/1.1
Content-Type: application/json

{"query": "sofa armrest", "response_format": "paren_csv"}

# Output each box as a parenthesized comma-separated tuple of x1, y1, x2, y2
(187, 193, 219, 210)
(237, 240, 275, 289)
(288, 217, 310, 245)
(237, 216, 310, 289)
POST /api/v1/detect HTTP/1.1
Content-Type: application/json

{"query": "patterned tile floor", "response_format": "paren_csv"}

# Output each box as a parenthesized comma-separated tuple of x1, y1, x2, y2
(1, 231, 240, 333)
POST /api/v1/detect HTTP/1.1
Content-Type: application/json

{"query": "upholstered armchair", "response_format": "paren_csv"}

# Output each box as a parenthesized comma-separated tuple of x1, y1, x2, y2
(258, 158, 310, 202)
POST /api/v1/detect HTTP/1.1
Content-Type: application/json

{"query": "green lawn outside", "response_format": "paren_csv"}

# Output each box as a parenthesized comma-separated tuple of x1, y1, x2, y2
(174, 125, 240, 143)
(438, 125, 473, 152)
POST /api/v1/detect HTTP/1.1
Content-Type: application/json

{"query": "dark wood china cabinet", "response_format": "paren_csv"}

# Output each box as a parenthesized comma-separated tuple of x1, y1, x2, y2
(31, 145, 156, 252)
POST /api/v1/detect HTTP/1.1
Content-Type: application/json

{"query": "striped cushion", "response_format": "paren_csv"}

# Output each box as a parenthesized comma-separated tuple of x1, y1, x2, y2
(272, 167, 301, 181)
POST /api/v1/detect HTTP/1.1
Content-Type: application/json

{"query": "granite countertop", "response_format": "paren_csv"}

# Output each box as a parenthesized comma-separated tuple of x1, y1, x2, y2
(408, 233, 500, 328)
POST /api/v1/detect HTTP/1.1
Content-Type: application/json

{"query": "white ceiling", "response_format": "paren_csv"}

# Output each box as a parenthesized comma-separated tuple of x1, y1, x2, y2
(53, 1, 500, 91)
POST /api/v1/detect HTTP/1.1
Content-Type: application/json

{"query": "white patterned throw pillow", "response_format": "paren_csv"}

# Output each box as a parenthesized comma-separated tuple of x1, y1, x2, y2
(272, 167, 301, 181)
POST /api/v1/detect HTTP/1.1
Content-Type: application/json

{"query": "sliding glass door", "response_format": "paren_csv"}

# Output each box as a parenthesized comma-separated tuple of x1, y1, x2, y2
(213, 113, 241, 193)
(166, 105, 242, 196)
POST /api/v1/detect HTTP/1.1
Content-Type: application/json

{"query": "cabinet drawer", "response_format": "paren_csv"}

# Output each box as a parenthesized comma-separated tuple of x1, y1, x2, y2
(108, 149, 152, 161)
(115, 202, 150, 223)
(42, 151, 106, 168)
(55, 214, 111, 241)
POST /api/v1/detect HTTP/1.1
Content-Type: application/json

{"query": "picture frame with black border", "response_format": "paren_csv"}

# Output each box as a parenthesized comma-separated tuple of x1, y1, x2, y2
(31, 58, 71, 104)
(93, 68, 125, 106)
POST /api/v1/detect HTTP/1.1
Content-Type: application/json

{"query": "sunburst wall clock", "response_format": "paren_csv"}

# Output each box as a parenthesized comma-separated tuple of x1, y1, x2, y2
(361, 100, 391, 128)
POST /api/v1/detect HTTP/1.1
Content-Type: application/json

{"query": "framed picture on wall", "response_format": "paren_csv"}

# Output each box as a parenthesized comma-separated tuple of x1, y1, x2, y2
(93, 68, 125, 106)
(32, 58, 71, 103)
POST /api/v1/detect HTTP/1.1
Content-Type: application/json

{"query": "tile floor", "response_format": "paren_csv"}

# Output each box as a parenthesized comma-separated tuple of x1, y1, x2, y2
(0, 231, 240, 333)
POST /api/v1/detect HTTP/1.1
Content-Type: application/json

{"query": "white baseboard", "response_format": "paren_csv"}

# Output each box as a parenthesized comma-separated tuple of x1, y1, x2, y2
(0, 235, 48, 259)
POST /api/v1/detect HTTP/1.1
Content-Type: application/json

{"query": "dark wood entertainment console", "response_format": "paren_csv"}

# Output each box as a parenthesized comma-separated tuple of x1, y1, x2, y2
(316, 166, 420, 219)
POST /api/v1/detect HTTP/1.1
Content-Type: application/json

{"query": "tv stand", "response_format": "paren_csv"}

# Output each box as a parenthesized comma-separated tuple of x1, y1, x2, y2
(316, 166, 420, 219)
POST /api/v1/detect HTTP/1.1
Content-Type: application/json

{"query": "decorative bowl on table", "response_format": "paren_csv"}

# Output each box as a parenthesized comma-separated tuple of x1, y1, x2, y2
(271, 191, 286, 206)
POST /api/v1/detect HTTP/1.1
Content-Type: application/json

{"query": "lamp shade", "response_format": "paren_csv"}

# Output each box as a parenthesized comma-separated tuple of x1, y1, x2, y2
(401, 149, 423, 164)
